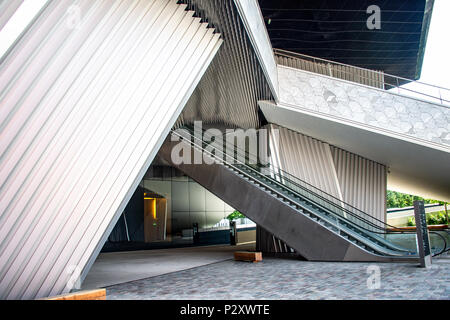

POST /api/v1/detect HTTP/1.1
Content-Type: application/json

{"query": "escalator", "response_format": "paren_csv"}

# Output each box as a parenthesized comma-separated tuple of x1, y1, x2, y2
(158, 126, 448, 262)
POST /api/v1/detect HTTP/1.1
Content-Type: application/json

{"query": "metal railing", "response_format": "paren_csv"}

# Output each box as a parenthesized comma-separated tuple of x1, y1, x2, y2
(176, 125, 450, 256)
(274, 48, 450, 107)
(175, 126, 422, 256)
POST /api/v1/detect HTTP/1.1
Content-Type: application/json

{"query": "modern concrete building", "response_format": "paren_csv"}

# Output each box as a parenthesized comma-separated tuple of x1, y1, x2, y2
(0, 0, 449, 299)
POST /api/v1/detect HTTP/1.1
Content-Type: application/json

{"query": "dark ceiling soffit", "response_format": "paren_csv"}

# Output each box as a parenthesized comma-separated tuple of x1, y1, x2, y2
(415, 0, 434, 80)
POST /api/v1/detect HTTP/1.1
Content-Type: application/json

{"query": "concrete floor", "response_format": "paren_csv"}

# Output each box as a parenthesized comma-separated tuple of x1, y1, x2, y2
(106, 253, 450, 300)
(83, 244, 450, 300)
(82, 243, 255, 290)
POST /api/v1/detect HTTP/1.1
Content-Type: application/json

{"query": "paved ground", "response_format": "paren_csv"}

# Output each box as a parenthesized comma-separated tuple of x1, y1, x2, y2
(106, 253, 450, 300)
(82, 243, 255, 289)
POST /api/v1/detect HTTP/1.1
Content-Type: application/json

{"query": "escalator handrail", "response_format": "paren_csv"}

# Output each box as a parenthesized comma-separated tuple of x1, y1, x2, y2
(178, 128, 447, 256)
(236, 163, 417, 253)
(195, 125, 391, 224)
(184, 126, 400, 231)
(171, 129, 417, 255)
(430, 231, 448, 257)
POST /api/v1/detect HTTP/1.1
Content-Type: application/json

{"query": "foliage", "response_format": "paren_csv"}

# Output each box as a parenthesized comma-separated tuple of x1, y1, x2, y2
(226, 210, 245, 221)
(406, 211, 449, 226)
(427, 212, 448, 225)
(387, 190, 442, 209)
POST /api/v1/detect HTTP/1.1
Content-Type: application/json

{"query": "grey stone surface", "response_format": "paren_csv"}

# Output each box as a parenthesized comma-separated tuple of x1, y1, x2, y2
(106, 254, 450, 300)
(82, 244, 255, 290)
(278, 66, 450, 147)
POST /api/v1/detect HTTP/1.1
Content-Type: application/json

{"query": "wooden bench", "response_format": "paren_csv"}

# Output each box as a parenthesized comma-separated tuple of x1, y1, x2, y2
(234, 251, 262, 263)
(44, 289, 106, 300)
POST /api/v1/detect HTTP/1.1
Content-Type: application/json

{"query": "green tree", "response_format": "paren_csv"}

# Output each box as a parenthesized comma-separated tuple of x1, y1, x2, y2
(226, 210, 245, 221)
(387, 190, 442, 209)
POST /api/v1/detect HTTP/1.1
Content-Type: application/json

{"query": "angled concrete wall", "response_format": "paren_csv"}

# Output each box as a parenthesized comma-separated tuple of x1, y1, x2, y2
(0, 0, 221, 299)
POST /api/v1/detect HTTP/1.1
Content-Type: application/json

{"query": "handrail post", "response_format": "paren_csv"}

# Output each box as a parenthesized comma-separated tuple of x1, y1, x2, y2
(414, 201, 432, 267)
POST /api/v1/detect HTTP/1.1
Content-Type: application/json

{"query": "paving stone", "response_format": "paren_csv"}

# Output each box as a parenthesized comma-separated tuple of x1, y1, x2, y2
(106, 256, 450, 300)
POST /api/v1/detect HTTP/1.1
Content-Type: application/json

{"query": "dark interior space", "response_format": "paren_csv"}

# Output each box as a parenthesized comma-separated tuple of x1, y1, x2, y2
(259, 0, 433, 79)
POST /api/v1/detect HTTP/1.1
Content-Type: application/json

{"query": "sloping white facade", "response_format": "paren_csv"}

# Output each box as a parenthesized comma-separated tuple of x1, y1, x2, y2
(0, 0, 221, 299)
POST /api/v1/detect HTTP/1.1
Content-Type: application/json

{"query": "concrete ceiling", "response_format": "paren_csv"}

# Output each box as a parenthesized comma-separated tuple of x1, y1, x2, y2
(258, 0, 434, 80)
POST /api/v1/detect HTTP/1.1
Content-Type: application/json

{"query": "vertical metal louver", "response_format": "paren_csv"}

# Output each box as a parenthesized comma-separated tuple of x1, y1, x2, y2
(0, 0, 221, 299)
(266, 124, 386, 222)
(266, 124, 343, 200)
(330, 147, 387, 224)
(259, 123, 388, 251)
(175, 0, 273, 129)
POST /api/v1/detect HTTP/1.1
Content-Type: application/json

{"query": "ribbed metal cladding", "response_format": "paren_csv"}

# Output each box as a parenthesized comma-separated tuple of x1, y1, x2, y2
(0, 0, 221, 299)
(331, 147, 387, 224)
(267, 124, 343, 200)
(175, 0, 273, 129)
(261, 123, 387, 247)
(275, 50, 385, 89)
(0, 0, 24, 31)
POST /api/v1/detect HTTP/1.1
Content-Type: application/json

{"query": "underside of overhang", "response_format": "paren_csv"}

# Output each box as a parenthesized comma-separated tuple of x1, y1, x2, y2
(259, 100, 450, 202)
(258, 0, 434, 80)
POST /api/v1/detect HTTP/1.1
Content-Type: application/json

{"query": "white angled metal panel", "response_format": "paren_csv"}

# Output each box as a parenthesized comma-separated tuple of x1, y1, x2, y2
(0, 0, 221, 299)
(331, 146, 387, 224)
(0, 0, 25, 31)
(266, 124, 343, 200)
(265, 123, 387, 226)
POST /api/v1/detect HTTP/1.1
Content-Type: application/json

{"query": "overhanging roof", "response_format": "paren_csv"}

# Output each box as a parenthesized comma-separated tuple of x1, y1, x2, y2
(259, 100, 450, 202)
(258, 0, 434, 79)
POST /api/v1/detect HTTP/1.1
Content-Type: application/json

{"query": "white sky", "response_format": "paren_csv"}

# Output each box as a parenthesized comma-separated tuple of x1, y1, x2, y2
(399, 0, 450, 103)
(416, 0, 450, 88)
